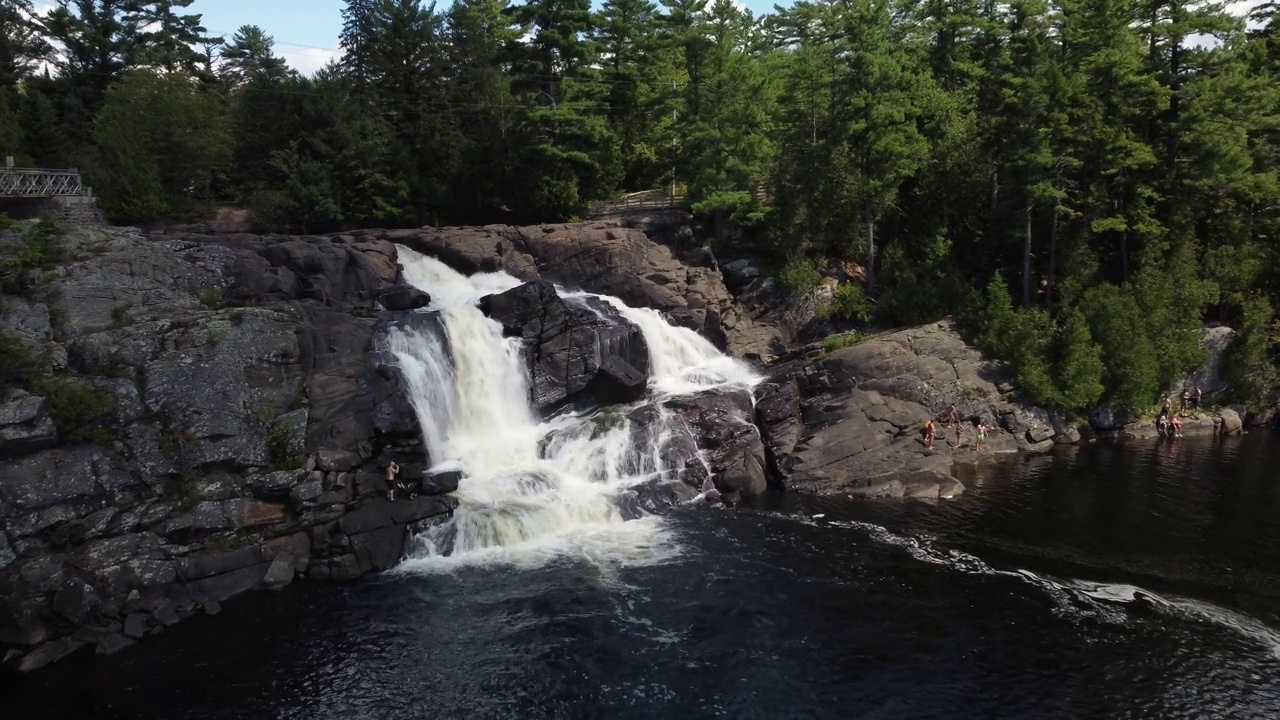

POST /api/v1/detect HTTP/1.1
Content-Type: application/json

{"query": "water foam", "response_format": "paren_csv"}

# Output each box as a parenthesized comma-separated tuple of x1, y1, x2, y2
(385, 247, 758, 572)
(802, 514, 1280, 659)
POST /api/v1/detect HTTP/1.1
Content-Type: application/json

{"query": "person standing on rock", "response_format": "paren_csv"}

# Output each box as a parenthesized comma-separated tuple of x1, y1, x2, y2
(384, 461, 400, 501)
(1194, 386, 1203, 413)
(923, 418, 937, 449)
(974, 421, 986, 451)
(946, 404, 962, 445)
(1180, 387, 1191, 416)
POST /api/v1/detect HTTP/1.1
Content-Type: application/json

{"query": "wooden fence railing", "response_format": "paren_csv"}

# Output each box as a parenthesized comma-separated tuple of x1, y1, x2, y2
(587, 190, 686, 217)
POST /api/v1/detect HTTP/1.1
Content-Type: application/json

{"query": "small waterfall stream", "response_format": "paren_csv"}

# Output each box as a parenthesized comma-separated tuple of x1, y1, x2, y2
(385, 246, 759, 570)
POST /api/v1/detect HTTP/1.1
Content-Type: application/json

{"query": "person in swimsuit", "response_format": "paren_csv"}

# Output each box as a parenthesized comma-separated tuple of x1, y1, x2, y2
(1180, 388, 1190, 415)
(1193, 386, 1203, 411)
(384, 461, 400, 501)
(975, 421, 986, 450)
(923, 419, 937, 449)
(1170, 414, 1182, 437)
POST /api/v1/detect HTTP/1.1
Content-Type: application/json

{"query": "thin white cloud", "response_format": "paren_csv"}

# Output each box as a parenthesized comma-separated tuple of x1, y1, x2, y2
(273, 45, 343, 76)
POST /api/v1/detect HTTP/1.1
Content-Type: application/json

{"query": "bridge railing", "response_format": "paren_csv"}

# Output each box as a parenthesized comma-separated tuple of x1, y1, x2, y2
(0, 168, 88, 197)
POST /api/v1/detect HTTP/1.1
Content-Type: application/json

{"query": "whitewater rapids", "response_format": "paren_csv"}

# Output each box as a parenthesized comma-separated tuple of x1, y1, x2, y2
(384, 246, 760, 571)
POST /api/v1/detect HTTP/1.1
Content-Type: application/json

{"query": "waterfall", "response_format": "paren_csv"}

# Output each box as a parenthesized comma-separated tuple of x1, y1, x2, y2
(385, 246, 760, 571)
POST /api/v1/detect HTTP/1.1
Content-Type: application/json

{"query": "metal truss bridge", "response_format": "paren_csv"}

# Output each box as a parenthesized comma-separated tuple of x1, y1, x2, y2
(0, 167, 88, 197)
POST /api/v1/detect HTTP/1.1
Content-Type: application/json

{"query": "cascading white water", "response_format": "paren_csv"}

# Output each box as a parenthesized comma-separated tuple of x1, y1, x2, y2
(386, 246, 760, 571)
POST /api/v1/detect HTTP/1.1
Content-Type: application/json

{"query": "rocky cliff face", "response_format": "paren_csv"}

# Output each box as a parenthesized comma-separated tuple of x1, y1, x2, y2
(0, 224, 453, 672)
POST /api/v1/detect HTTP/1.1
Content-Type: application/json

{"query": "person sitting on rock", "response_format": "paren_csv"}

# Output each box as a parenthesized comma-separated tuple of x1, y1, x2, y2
(1156, 414, 1169, 436)
(1170, 414, 1182, 437)
(384, 461, 400, 501)
(923, 419, 937, 449)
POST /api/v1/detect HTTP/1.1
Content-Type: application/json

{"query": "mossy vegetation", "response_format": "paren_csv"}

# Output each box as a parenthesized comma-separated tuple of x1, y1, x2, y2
(250, 404, 303, 471)
(0, 214, 67, 295)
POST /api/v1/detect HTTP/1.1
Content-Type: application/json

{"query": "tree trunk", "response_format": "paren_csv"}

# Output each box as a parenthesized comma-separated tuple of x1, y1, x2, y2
(1047, 207, 1059, 310)
(1023, 202, 1033, 308)
(865, 196, 876, 297)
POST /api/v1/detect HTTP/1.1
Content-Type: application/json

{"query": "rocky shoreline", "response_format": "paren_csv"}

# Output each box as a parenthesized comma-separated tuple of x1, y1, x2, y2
(0, 218, 1261, 672)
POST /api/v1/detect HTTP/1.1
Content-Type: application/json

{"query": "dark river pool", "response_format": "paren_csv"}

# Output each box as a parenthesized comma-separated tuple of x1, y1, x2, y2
(7, 431, 1280, 719)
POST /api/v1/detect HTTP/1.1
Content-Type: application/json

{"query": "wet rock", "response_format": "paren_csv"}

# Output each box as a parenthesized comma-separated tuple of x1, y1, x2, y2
(152, 602, 180, 627)
(186, 563, 271, 603)
(379, 287, 432, 311)
(96, 633, 136, 656)
(336, 496, 457, 537)
(123, 614, 147, 640)
(184, 546, 264, 581)
(52, 579, 101, 626)
(421, 470, 463, 496)
(259, 554, 295, 590)
(480, 281, 649, 412)
(1217, 408, 1243, 435)
(203, 600, 222, 616)
(0, 391, 58, 459)
(665, 389, 769, 500)
(19, 637, 84, 672)
(588, 357, 647, 405)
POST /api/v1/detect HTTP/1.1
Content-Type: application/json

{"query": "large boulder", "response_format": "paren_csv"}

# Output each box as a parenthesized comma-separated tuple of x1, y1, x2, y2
(479, 281, 650, 412)
(663, 389, 768, 501)
(760, 321, 1053, 499)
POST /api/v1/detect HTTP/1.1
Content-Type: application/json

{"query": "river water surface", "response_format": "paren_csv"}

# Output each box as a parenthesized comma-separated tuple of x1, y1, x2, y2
(6, 432, 1280, 719)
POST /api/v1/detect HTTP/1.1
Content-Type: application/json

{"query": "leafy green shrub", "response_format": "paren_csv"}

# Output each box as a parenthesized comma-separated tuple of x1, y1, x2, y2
(46, 522, 88, 550)
(32, 374, 114, 444)
(779, 257, 824, 295)
(110, 302, 132, 329)
(0, 331, 40, 389)
(821, 283, 872, 323)
(821, 331, 865, 354)
(251, 404, 302, 470)
(1222, 295, 1278, 409)
(199, 287, 223, 309)
(0, 214, 67, 292)
(165, 475, 203, 511)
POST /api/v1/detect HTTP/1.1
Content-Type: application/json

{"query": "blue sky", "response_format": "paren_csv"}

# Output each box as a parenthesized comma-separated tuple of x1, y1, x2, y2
(190, 0, 348, 74)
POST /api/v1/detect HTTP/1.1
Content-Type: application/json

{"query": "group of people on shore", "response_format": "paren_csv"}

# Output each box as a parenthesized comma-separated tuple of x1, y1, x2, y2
(1156, 386, 1203, 437)
(923, 404, 986, 451)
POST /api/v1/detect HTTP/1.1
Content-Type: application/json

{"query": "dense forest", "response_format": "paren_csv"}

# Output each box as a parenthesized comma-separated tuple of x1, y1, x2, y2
(2, 0, 1280, 415)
